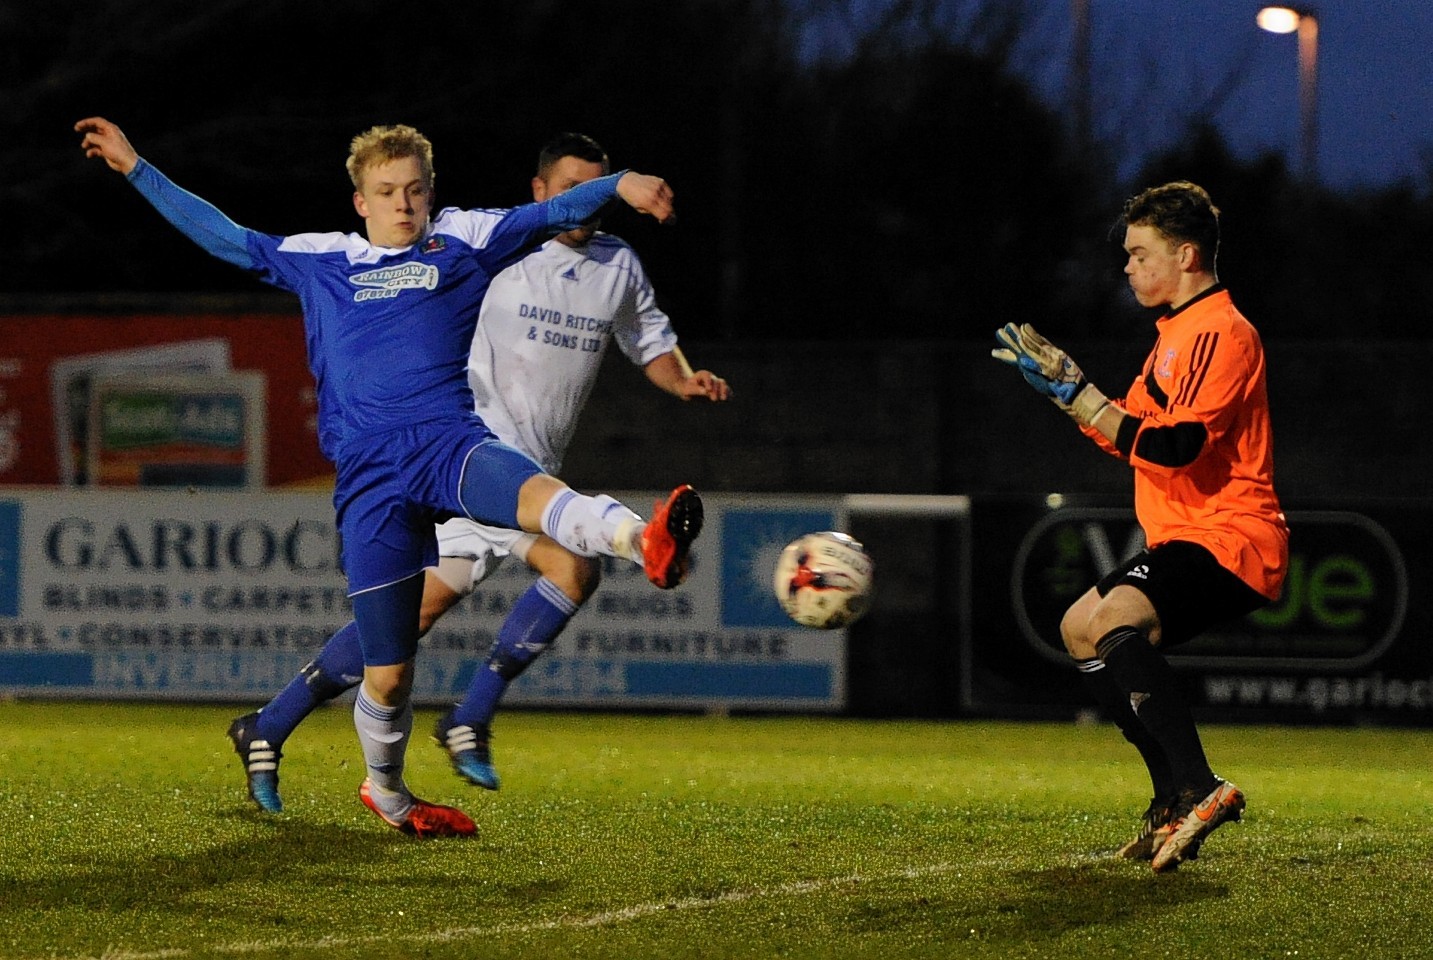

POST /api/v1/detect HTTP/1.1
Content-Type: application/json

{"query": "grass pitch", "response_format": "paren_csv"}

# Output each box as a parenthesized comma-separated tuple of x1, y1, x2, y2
(1, 702, 1431, 960)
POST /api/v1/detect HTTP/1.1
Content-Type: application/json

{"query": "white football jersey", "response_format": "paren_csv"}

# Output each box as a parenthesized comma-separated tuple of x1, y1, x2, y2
(467, 233, 679, 473)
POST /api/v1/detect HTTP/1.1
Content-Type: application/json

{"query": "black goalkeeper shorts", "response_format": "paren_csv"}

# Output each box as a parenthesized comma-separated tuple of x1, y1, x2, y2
(1095, 539, 1268, 648)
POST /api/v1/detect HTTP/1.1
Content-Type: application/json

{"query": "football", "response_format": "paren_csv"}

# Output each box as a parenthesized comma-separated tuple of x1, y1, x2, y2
(772, 531, 875, 629)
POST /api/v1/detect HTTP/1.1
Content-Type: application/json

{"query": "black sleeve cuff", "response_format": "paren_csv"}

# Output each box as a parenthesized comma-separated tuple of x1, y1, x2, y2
(1114, 412, 1140, 457)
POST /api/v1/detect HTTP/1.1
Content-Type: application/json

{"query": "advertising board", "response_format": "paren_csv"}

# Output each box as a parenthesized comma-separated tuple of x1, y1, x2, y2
(0, 490, 848, 711)
(0, 315, 327, 488)
(966, 497, 1432, 723)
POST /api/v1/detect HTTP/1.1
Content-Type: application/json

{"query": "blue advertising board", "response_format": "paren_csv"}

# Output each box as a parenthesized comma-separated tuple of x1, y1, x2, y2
(0, 490, 849, 711)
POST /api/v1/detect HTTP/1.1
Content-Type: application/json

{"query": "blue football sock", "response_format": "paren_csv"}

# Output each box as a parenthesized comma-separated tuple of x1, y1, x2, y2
(255, 620, 365, 746)
(452, 578, 578, 729)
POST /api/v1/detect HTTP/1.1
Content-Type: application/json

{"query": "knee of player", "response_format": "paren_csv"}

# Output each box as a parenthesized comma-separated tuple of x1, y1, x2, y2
(1059, 604, 1093, 656)
(1084, 587, 1159, 649)
(541, 551, 602, 604)
(362, 663, 412, 705)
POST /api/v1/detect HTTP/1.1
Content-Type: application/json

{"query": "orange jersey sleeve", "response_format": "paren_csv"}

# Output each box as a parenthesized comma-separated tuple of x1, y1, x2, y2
(1080, 287, 1288, 598)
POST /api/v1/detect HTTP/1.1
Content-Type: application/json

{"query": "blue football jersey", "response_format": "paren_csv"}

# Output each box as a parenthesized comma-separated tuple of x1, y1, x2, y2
(127, 160, 625, 459)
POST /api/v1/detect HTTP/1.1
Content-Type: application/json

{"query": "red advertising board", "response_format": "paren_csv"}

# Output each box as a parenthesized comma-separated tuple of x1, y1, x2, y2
(0, 314, 330, 488)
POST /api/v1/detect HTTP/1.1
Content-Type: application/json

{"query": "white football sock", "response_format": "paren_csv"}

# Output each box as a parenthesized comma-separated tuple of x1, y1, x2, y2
(540, 490, 643, 563)
(354, 686, 413, 817)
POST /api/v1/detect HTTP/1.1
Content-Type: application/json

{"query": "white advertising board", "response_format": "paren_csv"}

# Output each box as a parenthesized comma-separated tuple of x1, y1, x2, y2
(0, 489, 847, 710)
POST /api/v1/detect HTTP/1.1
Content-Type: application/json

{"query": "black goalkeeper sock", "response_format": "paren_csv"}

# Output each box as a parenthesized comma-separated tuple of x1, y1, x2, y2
(1075, 657, 1177, 799)
(1095, 627, 1216, 793)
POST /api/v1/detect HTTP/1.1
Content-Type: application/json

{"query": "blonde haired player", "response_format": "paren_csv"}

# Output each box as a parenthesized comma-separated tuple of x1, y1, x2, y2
(79, 116, 705, 838)
(226, 133, 729, 812)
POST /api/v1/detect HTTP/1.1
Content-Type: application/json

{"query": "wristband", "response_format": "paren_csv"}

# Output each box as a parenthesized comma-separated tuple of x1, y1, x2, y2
(1070, 383, 1110, 428)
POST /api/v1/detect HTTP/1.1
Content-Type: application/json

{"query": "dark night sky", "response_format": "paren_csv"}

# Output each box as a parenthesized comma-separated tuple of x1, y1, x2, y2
(803, 0, 1433, 192)
(1092, 0, 1432, 190)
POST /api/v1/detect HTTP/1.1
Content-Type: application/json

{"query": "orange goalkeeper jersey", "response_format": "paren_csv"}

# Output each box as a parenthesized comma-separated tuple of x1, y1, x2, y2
(1082, 286, 1288, 599)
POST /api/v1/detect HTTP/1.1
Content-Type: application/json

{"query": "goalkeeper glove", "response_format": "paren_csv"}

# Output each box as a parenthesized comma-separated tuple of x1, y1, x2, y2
(992, 322, 1110, 426)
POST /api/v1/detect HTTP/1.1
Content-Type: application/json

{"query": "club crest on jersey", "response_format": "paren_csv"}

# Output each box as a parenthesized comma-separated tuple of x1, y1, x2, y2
(422, 236, 447, 254)
(350, 263, 439, 301)
(1157, 348, 1176, 379)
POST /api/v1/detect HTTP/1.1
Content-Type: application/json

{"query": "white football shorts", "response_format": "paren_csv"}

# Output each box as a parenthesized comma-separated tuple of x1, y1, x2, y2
(431, 516, 538, 596)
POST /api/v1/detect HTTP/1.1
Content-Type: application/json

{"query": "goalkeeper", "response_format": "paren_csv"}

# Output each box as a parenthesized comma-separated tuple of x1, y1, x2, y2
(992, 181, 1288, 873)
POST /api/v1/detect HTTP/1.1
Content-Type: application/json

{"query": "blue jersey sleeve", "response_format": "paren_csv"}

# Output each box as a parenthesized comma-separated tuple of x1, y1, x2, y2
(473, 171, 628, 276)
(126, 158, 256, 270)
(541, 171, 628, 230)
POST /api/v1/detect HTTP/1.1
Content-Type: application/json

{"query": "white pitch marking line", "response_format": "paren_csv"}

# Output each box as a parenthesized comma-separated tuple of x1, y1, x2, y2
(71, 857, 1065, 960)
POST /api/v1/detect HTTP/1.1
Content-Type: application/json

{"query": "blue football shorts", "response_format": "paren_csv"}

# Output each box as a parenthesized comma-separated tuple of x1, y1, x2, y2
(333, 417, 544, 596)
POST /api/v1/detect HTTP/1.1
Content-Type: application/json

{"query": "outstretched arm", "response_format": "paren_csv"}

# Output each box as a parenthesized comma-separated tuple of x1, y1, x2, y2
(480, 170, 678, 275)
(76, 116, 256, 270)
(644, 347, 731, 401)
(538, 170, 676, 231)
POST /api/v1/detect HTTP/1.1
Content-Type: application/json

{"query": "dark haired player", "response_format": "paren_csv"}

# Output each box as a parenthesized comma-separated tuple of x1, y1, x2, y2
(992, 181, 1288, 871)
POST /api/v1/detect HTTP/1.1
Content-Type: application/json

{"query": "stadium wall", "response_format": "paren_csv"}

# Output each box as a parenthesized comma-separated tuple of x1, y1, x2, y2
(0, 314, 1412, 500)
(560, 338, 1416, 503)
(1, 315, 1425, 723)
